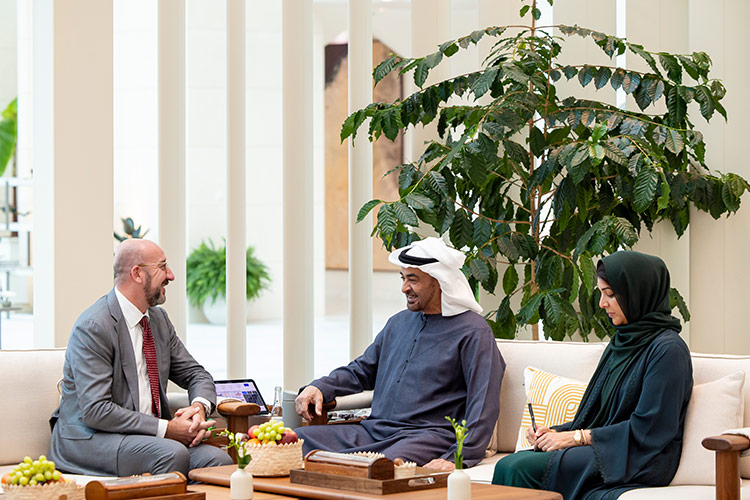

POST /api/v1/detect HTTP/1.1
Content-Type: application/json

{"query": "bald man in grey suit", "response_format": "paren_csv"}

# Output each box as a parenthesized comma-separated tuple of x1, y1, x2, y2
(49, 239, 232, 477)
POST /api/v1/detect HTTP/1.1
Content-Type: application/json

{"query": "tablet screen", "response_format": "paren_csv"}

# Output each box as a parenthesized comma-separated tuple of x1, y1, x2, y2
(214, 379, 269, 413)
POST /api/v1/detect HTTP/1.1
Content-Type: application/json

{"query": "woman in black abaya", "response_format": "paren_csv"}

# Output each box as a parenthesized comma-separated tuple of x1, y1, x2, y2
(492, 250, 693, 499)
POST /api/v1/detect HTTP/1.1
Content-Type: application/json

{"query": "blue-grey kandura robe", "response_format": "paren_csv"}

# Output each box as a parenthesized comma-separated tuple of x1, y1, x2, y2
(296, 309, 505, 467)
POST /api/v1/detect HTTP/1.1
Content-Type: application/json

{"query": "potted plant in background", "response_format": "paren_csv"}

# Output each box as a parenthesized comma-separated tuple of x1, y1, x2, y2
(343, 0, 749, 341)
(186, 239, 270, 325)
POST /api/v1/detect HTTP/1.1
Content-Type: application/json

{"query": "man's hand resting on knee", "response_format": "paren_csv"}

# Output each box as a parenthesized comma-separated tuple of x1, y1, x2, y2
(423, 458, 455, 471)
(167, 404, 216, 447)
(295, 385, 323, 421)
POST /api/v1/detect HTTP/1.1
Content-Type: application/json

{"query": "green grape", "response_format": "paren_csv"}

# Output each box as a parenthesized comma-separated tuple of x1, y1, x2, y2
(19, 476, 29, 486)
(52, 471, 61, 481)
(267, 430, 276, 439)
(275, 434, 282, 441)
(29, 479, 37, 486)
(23, 456, 32, 465)
(35, 473, 45, 482)
(257, 432, 265, 441)
(32, 460, 40, 468)
(44, 471, 53, 480)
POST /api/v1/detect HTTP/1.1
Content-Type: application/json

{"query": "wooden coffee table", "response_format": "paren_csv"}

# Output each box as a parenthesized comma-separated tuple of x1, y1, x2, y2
(189, 465, 561, 500)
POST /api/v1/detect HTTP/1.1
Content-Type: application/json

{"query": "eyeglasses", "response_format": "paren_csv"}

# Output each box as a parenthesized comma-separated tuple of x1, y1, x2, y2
(137, 261, 170, 272)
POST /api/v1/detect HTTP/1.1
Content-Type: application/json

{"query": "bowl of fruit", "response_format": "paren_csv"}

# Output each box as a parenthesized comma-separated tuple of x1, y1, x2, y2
(243, 420, 303, 476)
(0, 455, 82, 500)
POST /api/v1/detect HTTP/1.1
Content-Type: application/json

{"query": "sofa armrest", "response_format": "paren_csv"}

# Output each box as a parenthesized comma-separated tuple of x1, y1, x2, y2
(702, 434, 750, 500)
(304, 391, 374, 426)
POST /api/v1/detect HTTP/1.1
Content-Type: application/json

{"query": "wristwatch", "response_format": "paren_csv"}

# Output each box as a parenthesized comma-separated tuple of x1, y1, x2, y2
(574, 429, 583, 446)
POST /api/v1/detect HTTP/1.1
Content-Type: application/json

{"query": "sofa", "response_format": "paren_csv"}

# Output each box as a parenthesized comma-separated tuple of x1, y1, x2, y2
(4, 341, 750, 499)
(326, 339, 750, 499)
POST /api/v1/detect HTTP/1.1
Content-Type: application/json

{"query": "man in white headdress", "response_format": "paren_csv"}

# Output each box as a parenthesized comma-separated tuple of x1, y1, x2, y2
(295, 237, 505, 470)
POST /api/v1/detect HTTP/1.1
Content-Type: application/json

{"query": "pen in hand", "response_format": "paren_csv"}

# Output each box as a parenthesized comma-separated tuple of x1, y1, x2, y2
(528, 403, 538, 432)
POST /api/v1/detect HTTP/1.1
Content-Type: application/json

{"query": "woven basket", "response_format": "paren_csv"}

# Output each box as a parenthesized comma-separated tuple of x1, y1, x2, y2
(243, 439, 304, 477)
(2, 480, 84, 500)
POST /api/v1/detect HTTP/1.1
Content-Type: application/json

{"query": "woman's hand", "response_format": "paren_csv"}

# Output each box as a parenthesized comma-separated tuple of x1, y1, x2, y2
(533, 429, 578, 452)
(526, 425, 552, 446)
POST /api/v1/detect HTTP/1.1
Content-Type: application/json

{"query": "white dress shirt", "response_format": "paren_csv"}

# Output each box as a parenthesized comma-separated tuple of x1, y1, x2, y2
(115, 288, 210, 438)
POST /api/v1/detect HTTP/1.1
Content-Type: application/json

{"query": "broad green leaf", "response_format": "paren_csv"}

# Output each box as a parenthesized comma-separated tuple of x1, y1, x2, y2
(578, 65, 595, 87)
(469, 258, 490, 282)
(404, 192, 434, 210)
(503, 265, 519, 295)
(529, 126, 545, 157)
(537, 254, 562, 289)
(449, 209, 473, 249)
(414, 59, 430, 88)
(594, 66, 611, 89)
(610, 68, 626, 90)
(356, 199, 382, 223)
(588, 143, 605, 166)
(393, 201, 419, 226)
(517, 293, 543, 324)
(667, 86, 687, 126)
(657, 178, 671, 211)
(629, 44, 661, 75)
(665, 129, 685, 155)
(648, 79, 665, 102)
(633, 167, 658, 212)
(377, 205, 398, 239)
(441, 42, 459, 57)
(610, 217, 638, 245)
(340, 110, 365, 141)
(374, 56, 398, 85)
(603, 139, 627, 165)
(471, 67, 499, 99)
(563, 66, 577, 79)
(695, 86, 716, 120)
(678, 54, 700, 80)
(473, 217, 492, 247)
(519, 5, 530, 16)
(426, 171, 448, 195)
(570, 144, 590, 167)
(652, 126, 667, 145)
(590, 123, 608, 141)
(669, 288, 691, 321)
(634, 81, 652, 110)
(497, 236, 520, 261)
(622, 72, 641, 94)
(579, 254, 595, 293)
(543, 294, 565, 325)
(382, 107, 404, 141)
(659, 53, 682, 83)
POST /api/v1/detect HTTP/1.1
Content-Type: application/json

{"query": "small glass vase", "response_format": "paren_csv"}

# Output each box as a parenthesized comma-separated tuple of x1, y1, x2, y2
(231, 458, 253, 500)
(447, 468, 471, 500)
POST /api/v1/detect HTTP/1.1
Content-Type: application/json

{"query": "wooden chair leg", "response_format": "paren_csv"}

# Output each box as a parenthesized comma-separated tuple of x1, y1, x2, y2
(715, 450, 740, 500)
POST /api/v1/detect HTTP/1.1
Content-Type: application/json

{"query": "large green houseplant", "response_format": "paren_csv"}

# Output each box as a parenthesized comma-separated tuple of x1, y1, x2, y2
(343, 0, 749, 341)
(186, 239, 270, 323)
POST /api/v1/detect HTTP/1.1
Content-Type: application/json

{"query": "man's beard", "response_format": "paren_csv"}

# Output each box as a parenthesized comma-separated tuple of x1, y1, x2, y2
(143, 272, 166, 307)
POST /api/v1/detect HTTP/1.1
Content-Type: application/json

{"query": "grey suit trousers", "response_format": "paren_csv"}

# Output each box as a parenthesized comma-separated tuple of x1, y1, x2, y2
(116, 436, 232, 477)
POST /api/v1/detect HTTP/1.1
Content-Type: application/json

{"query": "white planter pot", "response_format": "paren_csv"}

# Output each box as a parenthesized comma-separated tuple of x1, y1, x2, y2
(447, 469, 471, 500)
(230, 466, 253, 499)
(202, 297, 253, 325)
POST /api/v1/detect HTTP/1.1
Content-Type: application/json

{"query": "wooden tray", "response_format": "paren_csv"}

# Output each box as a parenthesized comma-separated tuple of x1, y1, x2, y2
(289, 468, 449, 495)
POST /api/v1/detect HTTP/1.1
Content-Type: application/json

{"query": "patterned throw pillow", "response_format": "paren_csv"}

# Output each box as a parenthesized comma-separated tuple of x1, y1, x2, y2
(515, 366, 588, 451)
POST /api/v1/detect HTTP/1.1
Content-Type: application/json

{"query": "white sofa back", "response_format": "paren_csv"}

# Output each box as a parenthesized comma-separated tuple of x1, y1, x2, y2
(492, 339, 606, 452)
(0, 349, 66, 465)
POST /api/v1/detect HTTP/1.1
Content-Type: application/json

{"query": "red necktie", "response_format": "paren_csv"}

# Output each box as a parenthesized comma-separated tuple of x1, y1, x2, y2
(139, 316, 161, 418)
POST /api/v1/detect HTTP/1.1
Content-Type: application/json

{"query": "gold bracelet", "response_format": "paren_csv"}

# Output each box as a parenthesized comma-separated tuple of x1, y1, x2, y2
(581, 429, 588, 446)
(574, 429, 582, 446)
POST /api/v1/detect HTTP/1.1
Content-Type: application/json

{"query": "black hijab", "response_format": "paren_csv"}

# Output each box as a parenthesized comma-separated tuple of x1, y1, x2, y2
(574, 250, 682, 428)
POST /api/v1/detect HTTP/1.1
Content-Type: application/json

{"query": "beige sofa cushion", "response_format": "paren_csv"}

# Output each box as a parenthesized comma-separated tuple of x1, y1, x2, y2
(0, 349, 66, 465)
(492, 339, 606, 452)
(671, 370, 745, 485)
(690, 352, 750, 478)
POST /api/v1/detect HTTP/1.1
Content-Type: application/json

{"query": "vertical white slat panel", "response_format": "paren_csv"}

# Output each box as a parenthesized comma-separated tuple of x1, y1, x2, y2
(348, 0, 374, 359)
(282, 0, 314, 389)
(158, 0, 187, 341)
(33, 0, 114, 347)
(227, 0, 246, 377)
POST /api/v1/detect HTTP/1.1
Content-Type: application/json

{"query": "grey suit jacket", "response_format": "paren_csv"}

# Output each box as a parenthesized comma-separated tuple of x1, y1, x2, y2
(48, 289, 216, 475)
